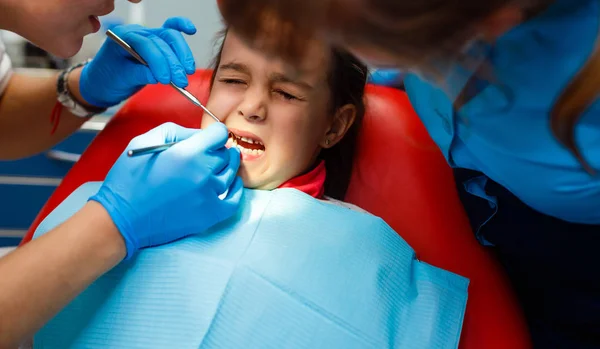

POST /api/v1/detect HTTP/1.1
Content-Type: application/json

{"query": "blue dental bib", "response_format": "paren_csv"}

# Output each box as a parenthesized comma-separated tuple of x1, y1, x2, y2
(33, 183, 468, 349)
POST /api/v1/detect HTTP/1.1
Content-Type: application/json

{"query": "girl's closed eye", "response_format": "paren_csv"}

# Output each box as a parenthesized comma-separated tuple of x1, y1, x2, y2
(274, 89, 304, 101)
(220, 78, 246, 85)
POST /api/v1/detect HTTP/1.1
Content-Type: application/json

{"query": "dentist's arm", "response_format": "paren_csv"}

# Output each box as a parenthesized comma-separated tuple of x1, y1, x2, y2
(0, 123, 243, 349)
(0, 68, 95, 160)
(0, 16, 197, 160)
(0, 201, 126, 349)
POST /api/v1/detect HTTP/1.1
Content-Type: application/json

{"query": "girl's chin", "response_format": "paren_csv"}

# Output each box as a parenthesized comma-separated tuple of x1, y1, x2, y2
(237, 170, 282, 192)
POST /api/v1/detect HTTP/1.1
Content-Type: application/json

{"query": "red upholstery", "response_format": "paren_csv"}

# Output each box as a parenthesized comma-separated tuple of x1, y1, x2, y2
(21, 70, 531, 349)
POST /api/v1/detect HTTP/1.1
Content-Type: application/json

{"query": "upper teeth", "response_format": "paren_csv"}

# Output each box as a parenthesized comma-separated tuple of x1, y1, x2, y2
(238, 136, 263, 145)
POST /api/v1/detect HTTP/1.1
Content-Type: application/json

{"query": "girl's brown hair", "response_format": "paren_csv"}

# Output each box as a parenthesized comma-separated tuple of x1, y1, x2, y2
(218, 0, 600, 174)
(209, 29, 368, 199)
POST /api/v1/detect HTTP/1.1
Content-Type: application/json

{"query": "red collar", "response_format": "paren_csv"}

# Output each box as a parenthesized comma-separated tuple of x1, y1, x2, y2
(278, 161, 326, 199)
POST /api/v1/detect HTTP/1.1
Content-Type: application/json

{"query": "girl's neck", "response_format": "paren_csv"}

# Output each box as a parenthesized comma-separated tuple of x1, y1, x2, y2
(278, 160, 327, 199)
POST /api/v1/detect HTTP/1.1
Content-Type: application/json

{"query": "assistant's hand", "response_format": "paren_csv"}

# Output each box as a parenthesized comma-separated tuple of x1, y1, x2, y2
(79, 17, 197, 108)
(90, 122, 243, 259)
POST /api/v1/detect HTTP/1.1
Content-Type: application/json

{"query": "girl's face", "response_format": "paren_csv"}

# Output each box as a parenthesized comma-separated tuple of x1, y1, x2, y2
(201, 30, 344, 190)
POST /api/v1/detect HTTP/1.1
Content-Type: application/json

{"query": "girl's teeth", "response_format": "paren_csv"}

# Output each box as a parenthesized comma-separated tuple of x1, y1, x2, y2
(236, 135, 263, 146)
(235, 144, 264, 156)
(230, 133, 265, 156)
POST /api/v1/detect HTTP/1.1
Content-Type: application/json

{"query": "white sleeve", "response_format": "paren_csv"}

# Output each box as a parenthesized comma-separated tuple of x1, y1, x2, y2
(0, 38, 14, 96)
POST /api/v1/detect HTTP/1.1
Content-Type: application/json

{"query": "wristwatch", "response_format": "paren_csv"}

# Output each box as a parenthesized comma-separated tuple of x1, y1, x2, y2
(56, 59, 106, 118)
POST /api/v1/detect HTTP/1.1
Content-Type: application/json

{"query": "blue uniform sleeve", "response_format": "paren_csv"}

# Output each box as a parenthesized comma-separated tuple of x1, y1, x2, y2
(368, 68, 404, 88)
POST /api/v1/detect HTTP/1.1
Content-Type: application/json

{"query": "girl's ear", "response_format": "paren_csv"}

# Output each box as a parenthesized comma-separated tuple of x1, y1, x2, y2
(321, 104, 356, 148)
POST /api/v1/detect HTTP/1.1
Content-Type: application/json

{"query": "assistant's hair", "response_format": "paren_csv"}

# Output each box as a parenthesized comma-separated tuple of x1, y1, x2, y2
(209, 28, 368, 199)
(218, 0, 600, 173)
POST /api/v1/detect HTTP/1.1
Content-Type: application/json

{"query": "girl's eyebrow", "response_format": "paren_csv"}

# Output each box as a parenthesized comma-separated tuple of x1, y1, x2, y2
(219, 62, 251, 75)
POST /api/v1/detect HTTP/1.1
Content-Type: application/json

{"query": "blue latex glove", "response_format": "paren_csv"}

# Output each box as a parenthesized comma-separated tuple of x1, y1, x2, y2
(80, 17, 197, 108)
(90, 122, 243, 259)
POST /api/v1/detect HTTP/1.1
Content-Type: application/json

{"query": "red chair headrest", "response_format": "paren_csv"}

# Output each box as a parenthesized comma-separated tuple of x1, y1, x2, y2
(22, 70, 531, 349)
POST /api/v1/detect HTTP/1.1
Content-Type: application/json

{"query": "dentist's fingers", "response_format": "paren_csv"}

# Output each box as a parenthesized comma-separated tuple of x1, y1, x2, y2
(158, 28, 196, 74)
(185, 123, 230, 151)
(149, 34, 189, 87)
(213, 147, 241, 194)
(162, 17, 197, 35)
(219, 176, 244, 215)
(125, 32, 171, 84)
(126, 123, 198, 150)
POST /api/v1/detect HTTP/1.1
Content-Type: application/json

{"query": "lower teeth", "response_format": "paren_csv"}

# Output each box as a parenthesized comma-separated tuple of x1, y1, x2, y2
(232, 141, 264, 155)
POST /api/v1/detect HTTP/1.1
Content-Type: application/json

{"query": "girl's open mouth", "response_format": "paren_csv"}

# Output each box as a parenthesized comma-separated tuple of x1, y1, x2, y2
(227, 129, 265, 161)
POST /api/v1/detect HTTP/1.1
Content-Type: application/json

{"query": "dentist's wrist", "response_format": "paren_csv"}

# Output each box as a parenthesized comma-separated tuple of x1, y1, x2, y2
(57, 60, 107, 117)
(67, 66, 96, 109)
(81, 201, 127, 263)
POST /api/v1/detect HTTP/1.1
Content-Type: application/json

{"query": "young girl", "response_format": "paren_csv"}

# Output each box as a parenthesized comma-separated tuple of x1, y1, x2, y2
(31, 29, 469, 349)
(204, 28, 365, 202)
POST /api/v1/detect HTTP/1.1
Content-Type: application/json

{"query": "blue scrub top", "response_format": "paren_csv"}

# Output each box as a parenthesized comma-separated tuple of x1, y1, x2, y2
(404, 0, 600, 242)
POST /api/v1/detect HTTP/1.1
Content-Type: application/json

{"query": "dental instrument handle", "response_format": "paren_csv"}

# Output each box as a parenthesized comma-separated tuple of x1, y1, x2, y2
(106, 29, 148, 65)
(127, 142, 178, 157)
(105, 29, 221, 124)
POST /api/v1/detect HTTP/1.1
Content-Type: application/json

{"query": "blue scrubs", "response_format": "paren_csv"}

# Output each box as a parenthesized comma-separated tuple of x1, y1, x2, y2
(404, 0, 600, 346)
(369, 68, 404, 89)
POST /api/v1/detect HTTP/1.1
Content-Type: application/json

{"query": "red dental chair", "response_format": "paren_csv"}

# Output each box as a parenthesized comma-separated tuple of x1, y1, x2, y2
(21, 70, 531, 349)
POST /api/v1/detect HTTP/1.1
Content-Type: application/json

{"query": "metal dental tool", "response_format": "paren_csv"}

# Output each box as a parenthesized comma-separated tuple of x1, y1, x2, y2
(104, 30, 225, 157)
